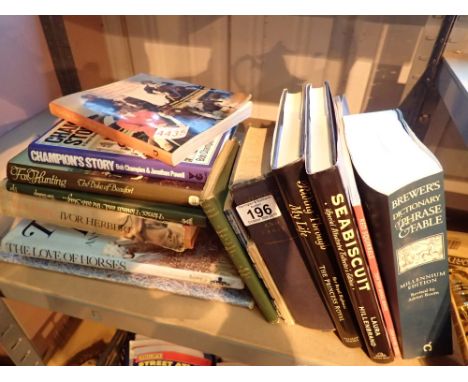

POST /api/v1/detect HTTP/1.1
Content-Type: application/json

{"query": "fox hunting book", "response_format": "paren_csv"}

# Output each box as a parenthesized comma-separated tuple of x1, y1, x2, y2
(270, 90, 359, 343)
(344, 109, 452, 359)
(29, 119, 229, 183)
(8, 149, 205, 206)
(0, 180, 198, 253)
(49, 74, 252, 166)
(7, 180, 207, 227)
(305, 83, 393, 363)
(1, 219, 244, 289)
(0, 252, 254, 308)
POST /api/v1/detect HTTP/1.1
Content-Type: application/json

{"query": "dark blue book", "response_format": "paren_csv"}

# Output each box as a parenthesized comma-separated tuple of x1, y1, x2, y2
(29, 119, 229, 184)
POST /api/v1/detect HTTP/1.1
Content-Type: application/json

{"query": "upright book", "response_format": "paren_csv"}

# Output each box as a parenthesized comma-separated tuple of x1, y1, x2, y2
(197, 138, 279, 323)
(49, 74, 252, 165)
(1, 219, 243, 289)
(344, 108, 452, 359)
(28, 119, 228, 183)
(270, 89, 359, 345)
(334, 96, 401, 358)
(230, 120, 333, 331)
(224, 190, 295, 325)
(305, 83, 394, 363)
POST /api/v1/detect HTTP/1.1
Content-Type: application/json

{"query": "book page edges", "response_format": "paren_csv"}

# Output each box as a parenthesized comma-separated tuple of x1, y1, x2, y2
(353, 204, 402, 359)
(49, 102, 173, 165)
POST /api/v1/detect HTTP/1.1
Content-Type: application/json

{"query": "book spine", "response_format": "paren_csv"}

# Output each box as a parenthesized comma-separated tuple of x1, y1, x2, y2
(0, 183, 194, 251)
(245, 241, 296, 325)
(49, 103, 172, 163)
(273, 161, 360, 347)
(6, 160, 197, 206)
(353, 205, 402, 358)
(308, 166, 394, 363)
(29, 141, 209, 184)
(0, 252, 254, 308)
(224, 197, 295, 324)
(0, 228, 239, 289)
(200, 196, 279, 323)
(362, 173, 451, 358)
(6, 180, 206, 227)
(224, 204, 249, 249)
(231, 176, 334, 331)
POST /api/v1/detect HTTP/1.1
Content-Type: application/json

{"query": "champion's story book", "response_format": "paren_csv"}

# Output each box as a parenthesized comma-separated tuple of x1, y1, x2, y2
(48, 74, 252, 166)
(28, 119, 229, 184)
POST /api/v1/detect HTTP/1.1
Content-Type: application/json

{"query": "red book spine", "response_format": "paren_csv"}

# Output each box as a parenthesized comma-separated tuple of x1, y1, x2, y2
(353, 205, 402, 359)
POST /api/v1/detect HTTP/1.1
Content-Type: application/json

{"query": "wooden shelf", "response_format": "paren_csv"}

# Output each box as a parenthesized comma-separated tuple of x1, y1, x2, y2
(0, 112, 463, 366)
(0, 262, 461, 366)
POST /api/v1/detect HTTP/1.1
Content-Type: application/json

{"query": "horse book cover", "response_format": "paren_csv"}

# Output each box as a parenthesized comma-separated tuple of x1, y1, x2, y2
(29, 119, 229, 184)
(1, 219, 244, 289)
(49, 74, 252, 166)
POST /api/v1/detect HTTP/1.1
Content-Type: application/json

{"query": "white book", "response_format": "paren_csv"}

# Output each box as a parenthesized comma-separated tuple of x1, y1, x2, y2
(1, 219, 244, 290)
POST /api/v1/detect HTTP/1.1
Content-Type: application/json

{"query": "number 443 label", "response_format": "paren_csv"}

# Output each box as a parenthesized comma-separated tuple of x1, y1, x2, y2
(235, 195, 282, 227)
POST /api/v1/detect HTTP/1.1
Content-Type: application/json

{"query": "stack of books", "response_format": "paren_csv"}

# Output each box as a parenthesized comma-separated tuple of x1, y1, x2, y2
(0, 74, 257, 309)
(0, 73, 455, 364)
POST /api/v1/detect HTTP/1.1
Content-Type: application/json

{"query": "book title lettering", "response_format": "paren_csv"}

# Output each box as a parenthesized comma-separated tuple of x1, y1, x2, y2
(9, 166, 67, 189)
(331, 193, 371, 292)
(287, 180, 327, 251)
(392, 180, 444, 239)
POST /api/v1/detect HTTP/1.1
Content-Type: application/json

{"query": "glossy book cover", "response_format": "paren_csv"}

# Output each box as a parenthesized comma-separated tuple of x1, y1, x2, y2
(1, 219, 244, 289)
(49, 74, 252, 165)
(29, 119, 229, 184)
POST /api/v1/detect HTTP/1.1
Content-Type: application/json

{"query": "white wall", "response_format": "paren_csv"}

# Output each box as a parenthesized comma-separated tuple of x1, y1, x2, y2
(96, 16, 439, 120)
(0, 16, 61, 137)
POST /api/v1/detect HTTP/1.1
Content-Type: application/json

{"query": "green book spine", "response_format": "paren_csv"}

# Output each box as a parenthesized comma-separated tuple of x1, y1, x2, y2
(6, 180, 206, 227)
(201, 193, 279, 323)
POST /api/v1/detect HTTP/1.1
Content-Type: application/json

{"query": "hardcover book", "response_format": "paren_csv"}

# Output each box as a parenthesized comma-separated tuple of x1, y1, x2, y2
(270, 89, 360, 345)
(7, 180, 207, 227)
(224, 191, 295, 325)
(49, 74, 252, 165)
(344, 108, 452, 359)
(0, 252, 254, 309)
(8, 148, 217, 207)
(305, 82, 394, 362)
(28, 119, 229, 183)
(0, 180, 198, 252)
(198, 138, 280, 324)
(1, 219, 244, 289)
(230, 120, 334, 331)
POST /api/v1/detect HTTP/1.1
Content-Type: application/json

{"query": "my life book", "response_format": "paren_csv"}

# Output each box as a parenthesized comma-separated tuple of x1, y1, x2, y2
(270, 89, 360, 344)
(29, 119, 229, 183)
(1, 219, 244, 289)
(49, 74, 252, 166)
